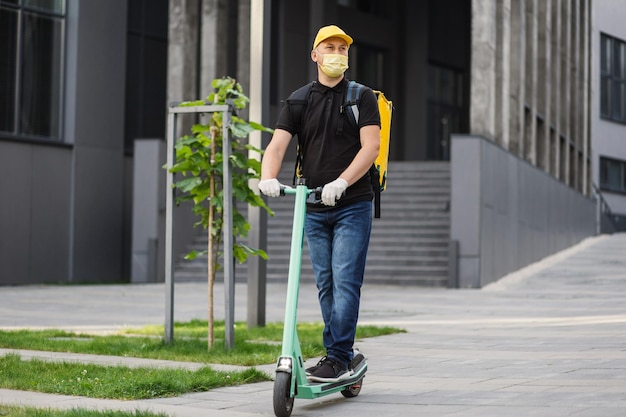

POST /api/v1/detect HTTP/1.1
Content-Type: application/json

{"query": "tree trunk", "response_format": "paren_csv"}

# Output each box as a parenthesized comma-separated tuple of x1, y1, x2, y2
(207, 126, 218, 349)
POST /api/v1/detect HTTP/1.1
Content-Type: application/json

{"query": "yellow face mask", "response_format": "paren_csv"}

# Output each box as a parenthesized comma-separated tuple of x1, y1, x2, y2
(318, 53, 349, 78)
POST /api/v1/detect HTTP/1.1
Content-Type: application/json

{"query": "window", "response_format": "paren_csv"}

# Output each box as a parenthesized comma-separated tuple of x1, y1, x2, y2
(0, 0, 65, 141)
(600, 33, 626, 124)
(600, 156, 626, 194)
(427, 64, 465, 160)
(349, 44, 385, 89)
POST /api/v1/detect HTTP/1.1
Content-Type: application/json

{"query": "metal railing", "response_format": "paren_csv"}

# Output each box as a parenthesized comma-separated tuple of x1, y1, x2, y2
(164, 103, 236, 349)
(592, 183, 626, 234)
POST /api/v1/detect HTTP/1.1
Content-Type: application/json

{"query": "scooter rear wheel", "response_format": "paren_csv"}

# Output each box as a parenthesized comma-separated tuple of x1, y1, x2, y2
(341, 376, 363, 398)
(273, 372, 294, 417)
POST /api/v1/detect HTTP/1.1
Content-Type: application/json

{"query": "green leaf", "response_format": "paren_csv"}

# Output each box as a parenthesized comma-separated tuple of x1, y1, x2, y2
(175, 177, 203, 192)
(244, 143, 265, 154)
(246, 158, 262, 175)
(191, 124, 212, 134)
(229, 153, 249, 169)
(230, 122, 254, 138)
(179, 99, 206, 107)
(235, 244, 269, 262)
(170, 160, 196, 173)
(248, 120, 274, 133)
(184, 249, 208, 260)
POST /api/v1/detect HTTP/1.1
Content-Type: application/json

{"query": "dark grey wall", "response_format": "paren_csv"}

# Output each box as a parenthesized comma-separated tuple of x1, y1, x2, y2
(402, 0, 428, 161)
(66, 0, 128, 282)
(0, 142, 72, 284)
(0, 0, 129, 284)
(450, 135, 597, 288)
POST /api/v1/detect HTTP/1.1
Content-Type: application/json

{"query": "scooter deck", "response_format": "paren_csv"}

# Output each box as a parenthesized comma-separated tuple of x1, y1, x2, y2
(295, 358, 367, 399)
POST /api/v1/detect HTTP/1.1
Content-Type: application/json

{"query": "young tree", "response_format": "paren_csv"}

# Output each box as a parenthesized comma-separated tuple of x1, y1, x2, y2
(170, 77, 273, 348)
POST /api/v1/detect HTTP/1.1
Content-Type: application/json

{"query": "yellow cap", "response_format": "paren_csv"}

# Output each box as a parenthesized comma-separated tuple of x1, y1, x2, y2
(313, 25, 353, 49)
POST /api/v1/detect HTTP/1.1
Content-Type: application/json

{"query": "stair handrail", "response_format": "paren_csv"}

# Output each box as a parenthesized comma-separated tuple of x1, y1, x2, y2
(592, 183, 613, 217)
(592, 183, 622, 234)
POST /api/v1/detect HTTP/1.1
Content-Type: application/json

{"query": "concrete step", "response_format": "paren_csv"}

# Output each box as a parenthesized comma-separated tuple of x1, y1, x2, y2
(175, 161, 451, 286)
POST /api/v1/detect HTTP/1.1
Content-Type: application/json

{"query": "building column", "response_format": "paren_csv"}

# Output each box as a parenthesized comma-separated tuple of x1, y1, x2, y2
(495, 0, 511, 148)
(471, 0, 497, 139)
(509, 0, 526, 156)
(200, 0, 230, 93)
(560, 0, 572, 184)
(168, 0, 200, 105)
(580, 0, 590, 195)
(550, 0, 562, 179)
(523, 0, 538, 164)
(536, 0, 552, 172)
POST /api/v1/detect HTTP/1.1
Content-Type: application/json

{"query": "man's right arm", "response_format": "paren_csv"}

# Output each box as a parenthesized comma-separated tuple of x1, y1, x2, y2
(261, 128, 293, 180)
(258, 129, 293, 197)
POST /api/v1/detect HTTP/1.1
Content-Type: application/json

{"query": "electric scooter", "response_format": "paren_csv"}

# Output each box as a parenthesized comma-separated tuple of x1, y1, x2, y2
(272, 179, 367, 417)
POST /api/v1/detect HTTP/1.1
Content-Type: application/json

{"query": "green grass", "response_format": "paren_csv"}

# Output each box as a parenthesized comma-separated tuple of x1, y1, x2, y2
(0, 320, 405, 402)
(0, 405, 167, 417)
(0, 320, 405, 366)
(0, 353, 266, 400)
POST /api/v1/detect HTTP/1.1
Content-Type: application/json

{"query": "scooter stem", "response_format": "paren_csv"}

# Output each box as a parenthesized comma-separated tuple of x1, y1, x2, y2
(278, 184, 310, 392)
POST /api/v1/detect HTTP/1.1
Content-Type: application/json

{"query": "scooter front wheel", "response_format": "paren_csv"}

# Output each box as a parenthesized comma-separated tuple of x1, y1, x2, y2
(341, 376, 363, 398)
(273, 371, 294, 417)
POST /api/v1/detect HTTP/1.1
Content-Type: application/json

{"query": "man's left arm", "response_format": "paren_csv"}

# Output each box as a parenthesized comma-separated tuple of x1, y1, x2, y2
(337, 125, 380, 186)
(338, 87, 381, 186)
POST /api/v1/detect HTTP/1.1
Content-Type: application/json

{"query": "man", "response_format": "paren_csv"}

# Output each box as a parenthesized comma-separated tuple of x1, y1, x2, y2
(258, 25, 380, 383)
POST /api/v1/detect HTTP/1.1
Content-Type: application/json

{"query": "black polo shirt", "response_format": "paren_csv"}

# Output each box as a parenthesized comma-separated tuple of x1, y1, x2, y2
(276, 78, 381, 211)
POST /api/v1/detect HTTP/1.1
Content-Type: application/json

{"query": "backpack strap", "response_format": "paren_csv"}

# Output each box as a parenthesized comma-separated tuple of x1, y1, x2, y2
(285, 82, 315, 184)
(286, 81, 315, 132)
(337, 80, 363, 135)
(345, 80, 361, 124)
(370, 165, 381, 218)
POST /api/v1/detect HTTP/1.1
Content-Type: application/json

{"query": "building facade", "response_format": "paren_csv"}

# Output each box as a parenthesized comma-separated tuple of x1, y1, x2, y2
(0, 0, 602, 286)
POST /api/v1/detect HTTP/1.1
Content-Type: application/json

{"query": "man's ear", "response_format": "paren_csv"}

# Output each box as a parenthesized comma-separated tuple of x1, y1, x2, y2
(311, 49, 319, 63)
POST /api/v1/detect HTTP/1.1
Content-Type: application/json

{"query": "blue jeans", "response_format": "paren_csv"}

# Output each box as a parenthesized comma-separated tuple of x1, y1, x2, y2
(305, 200, 372, 368)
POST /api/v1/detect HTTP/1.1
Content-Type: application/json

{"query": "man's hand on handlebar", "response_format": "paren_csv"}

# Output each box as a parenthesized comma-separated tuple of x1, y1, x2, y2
(258, 178, 291, 197)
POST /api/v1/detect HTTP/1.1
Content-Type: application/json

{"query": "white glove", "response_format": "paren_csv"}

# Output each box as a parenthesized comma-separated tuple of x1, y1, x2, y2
(321, 178, 348, 206)
(258, 178, 288, 197)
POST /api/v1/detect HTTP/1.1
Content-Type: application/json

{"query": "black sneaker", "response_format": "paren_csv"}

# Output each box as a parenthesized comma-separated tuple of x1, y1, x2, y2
(350, 351, 366, 371)
(305, 356, 328, 376)
(307, 358, 350, 383)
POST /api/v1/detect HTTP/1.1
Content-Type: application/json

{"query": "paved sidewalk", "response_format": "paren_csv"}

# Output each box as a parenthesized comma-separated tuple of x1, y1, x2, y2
(1, 233, 626, 416)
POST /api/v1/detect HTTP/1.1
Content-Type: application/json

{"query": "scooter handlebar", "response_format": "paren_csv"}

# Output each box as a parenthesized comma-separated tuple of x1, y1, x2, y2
(280, 185, 323, 203)
(279, 186, 296, 196)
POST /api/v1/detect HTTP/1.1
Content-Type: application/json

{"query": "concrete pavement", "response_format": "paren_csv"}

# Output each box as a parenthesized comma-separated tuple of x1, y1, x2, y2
(1, 233, 626, 416)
